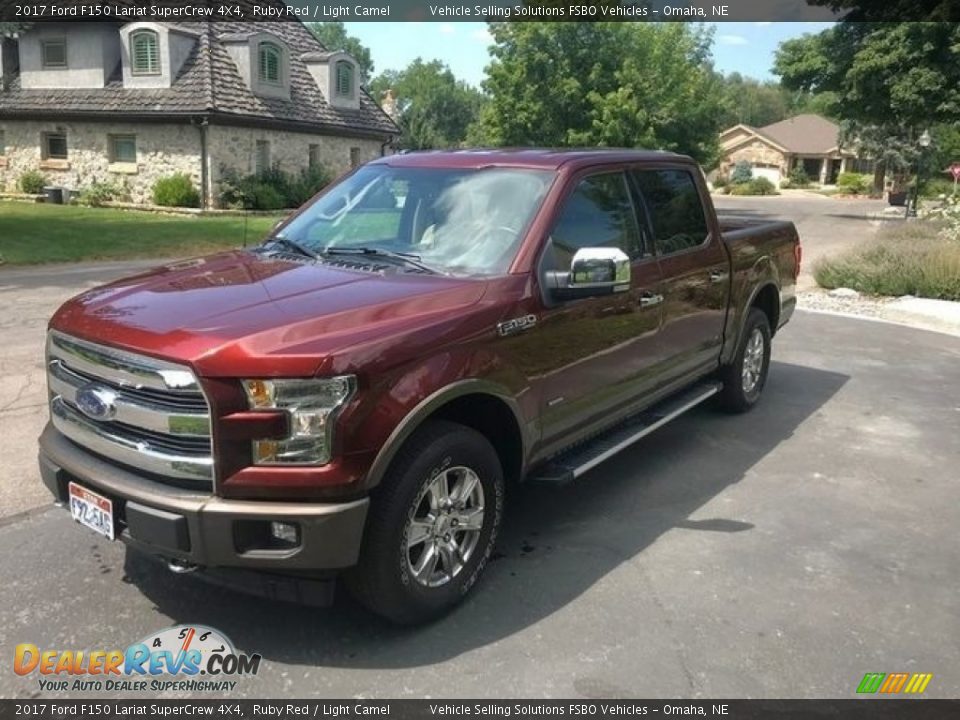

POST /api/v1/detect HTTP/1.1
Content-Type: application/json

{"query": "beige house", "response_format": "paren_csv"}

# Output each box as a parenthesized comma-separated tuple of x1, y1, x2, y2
(0, 17, 399, 208)
(717, 114, 873, 187)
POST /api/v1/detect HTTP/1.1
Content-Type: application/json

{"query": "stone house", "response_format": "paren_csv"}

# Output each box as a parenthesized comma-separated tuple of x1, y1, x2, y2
(0, 19, 399, 207)
(717, 114, 873, 187)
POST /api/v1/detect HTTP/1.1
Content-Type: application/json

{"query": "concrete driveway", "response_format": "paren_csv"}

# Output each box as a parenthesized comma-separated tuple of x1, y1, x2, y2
(714, 192, 890, 290)
(2, 301, 958, 697)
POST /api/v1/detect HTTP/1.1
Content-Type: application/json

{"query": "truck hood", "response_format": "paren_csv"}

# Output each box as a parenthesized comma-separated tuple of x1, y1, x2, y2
(50, 251, 489, 376)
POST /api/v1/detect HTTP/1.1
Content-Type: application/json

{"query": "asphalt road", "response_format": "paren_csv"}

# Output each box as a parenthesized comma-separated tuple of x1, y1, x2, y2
(2, 311, 958, 699)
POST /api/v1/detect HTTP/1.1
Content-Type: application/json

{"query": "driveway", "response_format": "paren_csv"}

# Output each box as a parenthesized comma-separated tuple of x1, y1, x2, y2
(714, 192, 890, 290)
(2, 307, 958, 698)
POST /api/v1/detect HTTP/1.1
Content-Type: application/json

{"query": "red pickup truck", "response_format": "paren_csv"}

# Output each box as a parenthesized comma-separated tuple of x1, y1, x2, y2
(40, 149, 799, 623)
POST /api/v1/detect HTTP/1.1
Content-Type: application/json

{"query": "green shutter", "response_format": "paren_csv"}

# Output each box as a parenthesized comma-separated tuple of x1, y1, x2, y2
(131, 32, 159, 74)
(259, 44, 280, 84)
(336, 62, 353, 97)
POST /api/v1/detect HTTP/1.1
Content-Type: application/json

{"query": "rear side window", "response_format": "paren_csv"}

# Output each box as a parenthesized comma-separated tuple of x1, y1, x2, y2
(550, 172, 643, 268)
(632, 169, 708, 255)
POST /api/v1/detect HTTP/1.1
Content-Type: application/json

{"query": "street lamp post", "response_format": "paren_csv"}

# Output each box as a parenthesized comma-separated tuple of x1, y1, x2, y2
(909, 129, 932, 218)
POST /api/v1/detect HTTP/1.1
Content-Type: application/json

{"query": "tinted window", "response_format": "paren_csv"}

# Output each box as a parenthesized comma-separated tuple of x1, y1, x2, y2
(632, 169, 708, 255)
(550, 173, 642, 268)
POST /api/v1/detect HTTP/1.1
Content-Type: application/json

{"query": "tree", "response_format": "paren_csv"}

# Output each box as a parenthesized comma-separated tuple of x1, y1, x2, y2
(305, 22, 374, 79)
(774, 23, 960, 188)
(369, 59, 484, 150)
(718, 73, 790, 128)
(470, 23, 724, 167)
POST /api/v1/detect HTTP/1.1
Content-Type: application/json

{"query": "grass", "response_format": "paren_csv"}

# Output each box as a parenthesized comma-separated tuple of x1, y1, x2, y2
(0, 201, 287, 265)
(814, 221, 960, 300)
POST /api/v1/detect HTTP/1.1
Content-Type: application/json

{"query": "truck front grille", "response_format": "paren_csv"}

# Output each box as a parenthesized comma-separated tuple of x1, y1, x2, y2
(46, 331, 213, 489)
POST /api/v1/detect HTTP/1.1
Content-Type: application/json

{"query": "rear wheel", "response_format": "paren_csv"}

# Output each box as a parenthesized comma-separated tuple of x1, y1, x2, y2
(346, 420, 504, 624)
(718, 307, 771, 413)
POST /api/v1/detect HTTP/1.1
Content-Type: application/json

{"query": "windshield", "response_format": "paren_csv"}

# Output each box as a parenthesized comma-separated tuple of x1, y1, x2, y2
(272, 165, 556, 276)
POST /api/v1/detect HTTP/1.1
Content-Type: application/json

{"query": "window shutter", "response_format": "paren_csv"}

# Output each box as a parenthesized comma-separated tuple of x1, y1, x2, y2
(259, 43, 280, 83)
(336, 62, 353, 97)
(131, 32, 159, 74)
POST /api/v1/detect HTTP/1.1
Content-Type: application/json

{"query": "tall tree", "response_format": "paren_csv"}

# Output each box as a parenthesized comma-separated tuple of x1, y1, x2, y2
(774, 23, 960, 185)
(370, 59, 484, 150)
(470, 23, 724, 166)
(305, 22, 374, 79)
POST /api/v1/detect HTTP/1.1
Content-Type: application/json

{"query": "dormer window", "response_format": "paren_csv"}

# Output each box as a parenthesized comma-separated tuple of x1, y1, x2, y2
(335, 60, 353, 98)
(258, 42, 282, 85)
(41, 39, 67, 69)
(130, 30, 160, 76)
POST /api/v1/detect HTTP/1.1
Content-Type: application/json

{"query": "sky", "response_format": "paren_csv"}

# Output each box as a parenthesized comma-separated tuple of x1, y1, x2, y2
(345, 21, 835, 88)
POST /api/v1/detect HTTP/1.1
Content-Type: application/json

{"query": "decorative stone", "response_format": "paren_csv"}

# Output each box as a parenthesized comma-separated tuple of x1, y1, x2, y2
(829, 287, 861, 299)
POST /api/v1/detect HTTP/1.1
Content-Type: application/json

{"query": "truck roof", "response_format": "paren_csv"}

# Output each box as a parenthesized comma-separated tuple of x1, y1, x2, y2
(371, 148, 692, 171)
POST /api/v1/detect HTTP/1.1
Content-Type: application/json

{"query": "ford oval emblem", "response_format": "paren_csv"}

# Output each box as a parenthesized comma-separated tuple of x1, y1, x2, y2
(75, 384, 118, 422)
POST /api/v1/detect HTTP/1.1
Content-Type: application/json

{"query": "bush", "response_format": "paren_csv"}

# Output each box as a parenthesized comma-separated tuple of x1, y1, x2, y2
(836, 172, 871, 195)
(712, 175, 730, 190)
(76, 181, 123, 207)
(729, 177, 778, 196)
(814, 221, 960, 300)
(920, 177, 958, 199)
(152, 174, 200, 208)
(788, 166, 810, 188)
(730, 161, 753, 184)
(219, 164, 332, 210)
(19, 170, 48, 194)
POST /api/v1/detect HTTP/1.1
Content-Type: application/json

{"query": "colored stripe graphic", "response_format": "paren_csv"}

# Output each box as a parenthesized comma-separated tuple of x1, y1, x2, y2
(857, 673, 885, 694)
(880, 673, 910, 693)
(904, 674, 933, 694)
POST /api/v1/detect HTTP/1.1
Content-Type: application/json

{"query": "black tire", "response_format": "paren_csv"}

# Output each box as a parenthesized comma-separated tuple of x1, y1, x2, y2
(345, 420, 504, 625)
(717, 307, 772, 413)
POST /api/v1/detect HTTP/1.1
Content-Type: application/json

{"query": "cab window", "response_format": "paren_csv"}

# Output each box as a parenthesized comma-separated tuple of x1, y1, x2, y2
(631, 169, 709, 255)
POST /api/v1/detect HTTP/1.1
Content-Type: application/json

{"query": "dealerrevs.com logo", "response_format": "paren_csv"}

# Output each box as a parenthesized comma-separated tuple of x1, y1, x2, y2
(14, 625, 261, 693)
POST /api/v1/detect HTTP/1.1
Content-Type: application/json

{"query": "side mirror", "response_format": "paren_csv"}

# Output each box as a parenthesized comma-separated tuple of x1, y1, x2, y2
(546, 247, 631, 300)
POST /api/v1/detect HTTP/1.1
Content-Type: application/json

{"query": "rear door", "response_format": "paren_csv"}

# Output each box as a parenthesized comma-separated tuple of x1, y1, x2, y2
(630, 166, 729, 383)
(532, 170, 665, 445)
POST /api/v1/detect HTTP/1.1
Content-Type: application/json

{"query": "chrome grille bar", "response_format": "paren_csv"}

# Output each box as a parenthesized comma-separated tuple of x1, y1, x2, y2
(45, 331, 214, 486)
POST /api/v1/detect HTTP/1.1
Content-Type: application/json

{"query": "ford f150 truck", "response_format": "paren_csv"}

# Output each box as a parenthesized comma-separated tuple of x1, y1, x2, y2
(40, 149, 799, 623)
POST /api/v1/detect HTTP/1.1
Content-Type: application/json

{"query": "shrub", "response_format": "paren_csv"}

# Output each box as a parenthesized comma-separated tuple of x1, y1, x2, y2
(920, 177, 958, 199)
(219, 164, 332, 210)
(152, 174, 201, 208)
(836, 172, 871, 195)
(730, 161, 753, 184)
(19, 170, 48, 194)
(788, 166, 810, 188)
(814, 221, 960, 300)
(729, 177, 778, 196)
(921, 193, 960, 242)
(712, 175, 730, 190)
(76, 181, 123, 207)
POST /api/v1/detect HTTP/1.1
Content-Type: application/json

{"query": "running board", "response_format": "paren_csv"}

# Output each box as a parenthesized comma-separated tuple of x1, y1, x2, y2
(528, 381, 722, 486)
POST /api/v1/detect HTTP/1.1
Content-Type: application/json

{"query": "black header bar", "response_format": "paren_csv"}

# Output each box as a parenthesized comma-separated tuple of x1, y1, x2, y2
(0, 0, 958, 24)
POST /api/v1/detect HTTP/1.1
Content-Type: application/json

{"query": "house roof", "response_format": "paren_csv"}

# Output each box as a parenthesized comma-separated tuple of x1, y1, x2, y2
(743, 114, 843, 155)
(0, 19, 398, 140)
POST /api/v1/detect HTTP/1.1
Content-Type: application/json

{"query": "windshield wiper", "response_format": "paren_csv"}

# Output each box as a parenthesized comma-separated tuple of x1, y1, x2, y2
(266, 235, 320, 261)
(323, 247, 441, 275)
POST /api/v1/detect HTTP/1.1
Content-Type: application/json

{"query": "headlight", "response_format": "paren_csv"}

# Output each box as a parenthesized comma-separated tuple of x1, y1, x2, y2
(242, 377, 355, 465)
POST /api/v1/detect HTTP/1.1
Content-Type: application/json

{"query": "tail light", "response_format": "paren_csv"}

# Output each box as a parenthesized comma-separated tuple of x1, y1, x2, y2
(794, 241, 802, 278)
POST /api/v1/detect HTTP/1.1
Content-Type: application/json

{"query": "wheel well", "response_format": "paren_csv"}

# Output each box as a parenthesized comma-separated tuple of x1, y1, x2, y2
(751, 284, 780, 336)
(432, 393, 524, 486)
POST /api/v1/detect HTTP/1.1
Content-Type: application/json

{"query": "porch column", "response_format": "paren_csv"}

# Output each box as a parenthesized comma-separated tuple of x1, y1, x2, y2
(819, 158, 829, 185)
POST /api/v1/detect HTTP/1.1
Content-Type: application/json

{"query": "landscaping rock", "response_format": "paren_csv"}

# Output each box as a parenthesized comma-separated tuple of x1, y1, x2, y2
(829, 287, 861, 299)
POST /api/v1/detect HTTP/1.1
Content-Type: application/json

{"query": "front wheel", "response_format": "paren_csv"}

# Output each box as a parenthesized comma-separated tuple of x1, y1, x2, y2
(346, 420, 504, 624)
(717, 307, 771, 413)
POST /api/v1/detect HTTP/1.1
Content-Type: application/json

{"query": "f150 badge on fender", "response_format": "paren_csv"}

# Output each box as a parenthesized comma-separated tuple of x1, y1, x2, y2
(497, 314, 538, 337)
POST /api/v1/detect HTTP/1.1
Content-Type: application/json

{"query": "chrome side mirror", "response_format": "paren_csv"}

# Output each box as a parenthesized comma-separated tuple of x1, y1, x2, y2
(544, 246, 631, 301)
(570, 247, 631, 289)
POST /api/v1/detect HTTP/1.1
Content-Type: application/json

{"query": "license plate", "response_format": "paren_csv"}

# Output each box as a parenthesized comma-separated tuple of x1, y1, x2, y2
(68, 482, 115, 541)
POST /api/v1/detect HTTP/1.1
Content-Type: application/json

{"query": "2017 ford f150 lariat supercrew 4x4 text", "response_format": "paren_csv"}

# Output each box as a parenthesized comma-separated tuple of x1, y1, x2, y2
(40, 150, 800, 623)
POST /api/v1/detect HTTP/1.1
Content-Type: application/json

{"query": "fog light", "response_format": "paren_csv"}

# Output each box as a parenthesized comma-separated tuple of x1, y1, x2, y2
(270, 521, 299, 545)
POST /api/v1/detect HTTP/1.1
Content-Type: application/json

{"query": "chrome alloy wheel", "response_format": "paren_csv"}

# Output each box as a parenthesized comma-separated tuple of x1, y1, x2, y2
(405, 466, 486, 588)
(741, 327, 765, 394)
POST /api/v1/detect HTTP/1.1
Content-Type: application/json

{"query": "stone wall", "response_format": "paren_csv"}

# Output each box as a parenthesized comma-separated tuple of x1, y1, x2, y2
(0, 118, 387, 206)
(205, 124, 383, 206)
(720, 140, 788, 177)
(0, 119, 203, 204)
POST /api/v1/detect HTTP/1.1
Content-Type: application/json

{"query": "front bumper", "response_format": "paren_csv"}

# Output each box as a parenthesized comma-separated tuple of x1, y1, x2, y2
(39, 423, 369, 579)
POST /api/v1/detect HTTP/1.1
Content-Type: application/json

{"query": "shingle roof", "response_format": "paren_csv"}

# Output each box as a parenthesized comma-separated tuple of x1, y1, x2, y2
(0, 20, 398, 139)
(754, 114, 842, 155)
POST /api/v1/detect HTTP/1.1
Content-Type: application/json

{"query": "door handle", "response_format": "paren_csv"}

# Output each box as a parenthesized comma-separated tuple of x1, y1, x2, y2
(709, 271, 728, 284)
(639, 292, 664, 308)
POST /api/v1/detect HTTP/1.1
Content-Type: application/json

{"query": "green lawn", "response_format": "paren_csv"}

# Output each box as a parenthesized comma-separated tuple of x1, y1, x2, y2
(0, 201, 287, 265)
